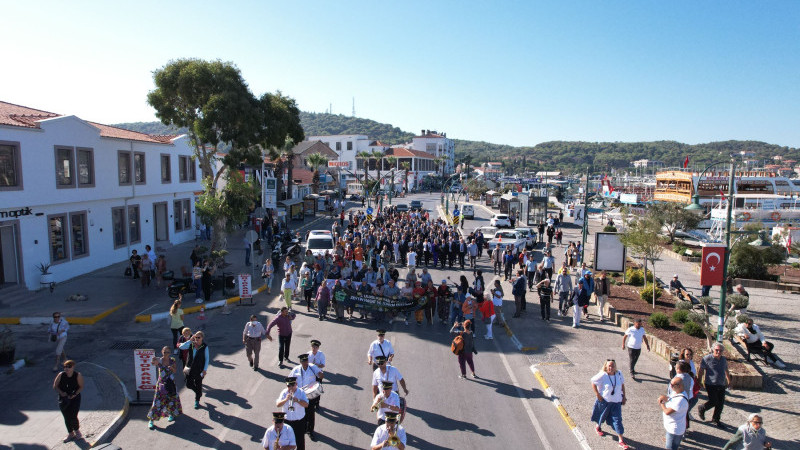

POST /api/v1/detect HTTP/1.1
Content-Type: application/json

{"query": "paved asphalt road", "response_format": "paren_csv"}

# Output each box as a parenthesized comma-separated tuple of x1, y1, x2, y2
(104, 192, 572, 449)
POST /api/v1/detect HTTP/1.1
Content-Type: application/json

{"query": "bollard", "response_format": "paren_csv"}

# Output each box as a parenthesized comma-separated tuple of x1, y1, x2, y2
(198, 306, 206, 320)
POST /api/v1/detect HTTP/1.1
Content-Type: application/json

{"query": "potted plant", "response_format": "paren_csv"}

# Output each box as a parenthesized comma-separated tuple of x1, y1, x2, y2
(0, 327, 15, 365)
(37, 262, 54, 285)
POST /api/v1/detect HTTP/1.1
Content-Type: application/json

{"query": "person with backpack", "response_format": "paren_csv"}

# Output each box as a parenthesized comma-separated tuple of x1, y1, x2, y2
(450, 320, 477, 379)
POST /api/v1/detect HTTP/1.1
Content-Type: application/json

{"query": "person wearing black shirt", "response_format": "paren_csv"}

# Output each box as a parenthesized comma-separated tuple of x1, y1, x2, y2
(536, 278, 553, 321)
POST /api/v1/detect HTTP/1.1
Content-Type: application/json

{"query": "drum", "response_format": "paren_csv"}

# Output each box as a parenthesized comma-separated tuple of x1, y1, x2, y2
(303, 382, 324, 399)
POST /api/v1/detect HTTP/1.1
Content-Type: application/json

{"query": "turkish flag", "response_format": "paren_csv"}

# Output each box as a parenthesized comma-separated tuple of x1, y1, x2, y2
(683, 156, 689, 168)
(700, 246, 726, 286)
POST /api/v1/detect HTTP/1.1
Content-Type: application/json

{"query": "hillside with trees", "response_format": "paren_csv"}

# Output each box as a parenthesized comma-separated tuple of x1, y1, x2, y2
(115, 114, 798, 174)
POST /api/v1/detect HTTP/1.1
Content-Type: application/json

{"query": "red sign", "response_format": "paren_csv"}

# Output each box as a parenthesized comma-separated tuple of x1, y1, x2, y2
(700, 246, 726, 286)
(134, 349, 157, 391)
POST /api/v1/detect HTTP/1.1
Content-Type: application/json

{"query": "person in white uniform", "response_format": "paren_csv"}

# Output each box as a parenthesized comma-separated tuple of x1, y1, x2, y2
(307, 339, 326, 369)
(275, 377, 308, 450)
(371, 381, 401, 425)
(371, 356, 409, 397)
(367, 329, 395, 368)
(261, 411, 296, 450)
(370, 412, 406, 450)
(289, 354, 323, 441)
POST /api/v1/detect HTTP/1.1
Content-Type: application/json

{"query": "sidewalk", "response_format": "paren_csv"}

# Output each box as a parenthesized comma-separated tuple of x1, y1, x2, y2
(486, 212, 798, 449)
(0, 209, 338, 448)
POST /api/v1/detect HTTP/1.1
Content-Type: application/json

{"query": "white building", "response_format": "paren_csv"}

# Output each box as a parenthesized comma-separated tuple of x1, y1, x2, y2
(0, 101, 201, 290)
(411, 130, 454, 175)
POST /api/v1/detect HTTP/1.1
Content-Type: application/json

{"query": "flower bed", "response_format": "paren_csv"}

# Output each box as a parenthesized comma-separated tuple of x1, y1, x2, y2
(604, 273, 758, 388)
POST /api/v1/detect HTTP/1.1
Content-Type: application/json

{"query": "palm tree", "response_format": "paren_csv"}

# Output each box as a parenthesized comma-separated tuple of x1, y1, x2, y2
(433, 157, 444, 178)
(356, 151, 372, 198)
(371, 150, 384, 188)
(306, 152, 329, 194)
(266, 138, 295, 201)
(400, 161, 411, 192)
(385, 156, 397, 196)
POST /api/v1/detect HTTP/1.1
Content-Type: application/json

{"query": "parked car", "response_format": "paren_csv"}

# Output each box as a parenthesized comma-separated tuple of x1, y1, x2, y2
(462, 204, 474, 220)
(476, 226, 498, 245)
(305, 230, 334, 257)
(410, 200, 424, 210)
(490, 214, 511, 228)
(514, 227, 537, 249)
(395, 204, 409, 212)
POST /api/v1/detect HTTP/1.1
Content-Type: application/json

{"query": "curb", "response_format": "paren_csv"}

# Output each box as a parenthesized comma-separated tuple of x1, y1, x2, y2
(82, 361, 130, 448)
(0, 302, 129, 326)
(531, 365, 592, 450)
(134, 284, 267, 323)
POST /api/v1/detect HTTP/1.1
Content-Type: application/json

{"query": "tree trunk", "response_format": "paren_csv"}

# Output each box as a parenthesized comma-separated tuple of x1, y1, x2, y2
(286, 159, 294, 200)
(651, 261, 656, 309)
(274, 161, 285, 201)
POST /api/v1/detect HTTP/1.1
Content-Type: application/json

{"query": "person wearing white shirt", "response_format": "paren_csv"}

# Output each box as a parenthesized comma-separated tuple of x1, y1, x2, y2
(281, 273, 297, 309)
(307, 339, 326, 369)
(276, 377, 308, 450)
(659, 377, 689, 450)
(371, 356, 409, 397)
(262, 412, 297, 450)
(735, 318, 776, 361)
(242, 315, 266, 371)
(406, 250, 416, 269)
(49, 312, 70, 372)
(525, 258, 537, 291)
(371, 381, 401, 425)
(367, 330, 395, 367)
(370, 412, 406, 450)
(621, 318, 650, 377)
(289, 354, 323, 440)
(591, 360, 629, 449)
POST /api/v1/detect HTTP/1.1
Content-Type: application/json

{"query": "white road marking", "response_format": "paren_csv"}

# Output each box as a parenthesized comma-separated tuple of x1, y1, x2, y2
(135, 304, 159, 316)
(494, 339, 554, 450)
(214, 367, 269, 447)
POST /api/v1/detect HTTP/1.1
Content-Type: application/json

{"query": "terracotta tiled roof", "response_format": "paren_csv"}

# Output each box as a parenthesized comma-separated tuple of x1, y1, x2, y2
(291, 168, 314, 185)
(0, 100, 179, 144)
(414, 133, 445, 139)
(387, 148, 434, 159)
(369, 140, 390, 147)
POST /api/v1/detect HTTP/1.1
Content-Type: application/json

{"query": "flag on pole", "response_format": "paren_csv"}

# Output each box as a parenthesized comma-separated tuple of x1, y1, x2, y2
(787, 233, 792, 251)
(683, 156, 689, 168)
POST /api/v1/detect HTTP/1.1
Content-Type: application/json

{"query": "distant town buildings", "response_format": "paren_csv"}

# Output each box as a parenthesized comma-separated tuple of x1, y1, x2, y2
(0, 101, 201, 290)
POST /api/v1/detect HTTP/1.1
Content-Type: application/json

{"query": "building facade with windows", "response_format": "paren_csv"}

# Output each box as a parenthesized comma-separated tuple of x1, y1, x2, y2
(0, 101, 201, 290)
(410, 130, 454, 175)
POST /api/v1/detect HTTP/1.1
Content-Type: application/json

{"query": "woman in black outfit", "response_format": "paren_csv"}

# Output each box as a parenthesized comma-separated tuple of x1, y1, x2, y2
(201, 266, 213, 303)
(53, 359, 84, 442)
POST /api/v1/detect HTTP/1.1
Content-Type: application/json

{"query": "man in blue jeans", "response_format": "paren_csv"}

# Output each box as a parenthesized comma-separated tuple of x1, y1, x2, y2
(659, 377, 689, 450)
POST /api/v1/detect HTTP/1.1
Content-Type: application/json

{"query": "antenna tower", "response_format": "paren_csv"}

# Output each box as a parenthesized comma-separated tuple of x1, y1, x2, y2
(352, 97, 356, 117)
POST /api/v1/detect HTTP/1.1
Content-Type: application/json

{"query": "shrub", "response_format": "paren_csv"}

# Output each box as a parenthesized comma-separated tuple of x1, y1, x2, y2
(608, 278, 617, 285)
(625, 268, 644, 286)
(649, 312, 670, 329)
(683, 321, 706, 338)
(611, 272, 621, 278)
(727, 294, 749, 310)
(672, 244, 688, 255)
(603, 225, 618, 232)
(687, 310, 706, 325)
(792, 262, 800, 269)
(675, 300, 692, 311)
(736, 313, 750, 324)
(640, 285, 663, 302)
(672, 310, 689, 324)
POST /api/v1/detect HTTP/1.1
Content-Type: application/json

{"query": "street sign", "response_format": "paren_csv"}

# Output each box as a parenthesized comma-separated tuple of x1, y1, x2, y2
(245, 230, 259, 244)
(367, 214, 373, 221)
(133, 349, 157, 392)
(263, 177, 277, 209)
(453, 209, 460, 217)
(453, 215, 460, 224)
(366, 207, 373, 215)
(238, 274, 253, 299)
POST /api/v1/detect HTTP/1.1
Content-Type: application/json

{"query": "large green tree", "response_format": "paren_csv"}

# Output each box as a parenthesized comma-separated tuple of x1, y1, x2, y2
(649, 202, 702, 243)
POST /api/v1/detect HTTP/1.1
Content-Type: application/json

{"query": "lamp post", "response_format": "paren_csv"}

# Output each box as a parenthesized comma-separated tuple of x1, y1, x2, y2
(716, 161, 736, 343)
(580, 166, 590, 263)
(685, 161, 731, 213)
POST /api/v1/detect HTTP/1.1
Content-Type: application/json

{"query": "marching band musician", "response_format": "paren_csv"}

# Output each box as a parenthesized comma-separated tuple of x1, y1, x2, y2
(289, 354, 323, 441)
(371, 381, 401, 425)
(367, 329, 395, 369)
(371, 356, 409, 397)
(261, 412, 296, 450)
(370, 412, 406, 450)
(275, 377, 308, 450)
(307, 339, 326, 370)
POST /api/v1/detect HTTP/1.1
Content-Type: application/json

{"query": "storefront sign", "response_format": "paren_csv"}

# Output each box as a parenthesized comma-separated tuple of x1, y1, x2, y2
(263, 177, 277, 209)
(133, 349, 157, 391)
(0, 207, 33, 219)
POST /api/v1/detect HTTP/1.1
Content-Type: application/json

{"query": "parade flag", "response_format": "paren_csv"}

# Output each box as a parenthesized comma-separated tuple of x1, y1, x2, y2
(683, 156, 690, 168)
(787, 234, 792, 251)
(700, 246, 726, 286)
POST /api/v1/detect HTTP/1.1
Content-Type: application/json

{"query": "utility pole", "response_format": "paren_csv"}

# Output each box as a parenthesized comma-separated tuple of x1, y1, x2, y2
(718, 161, 736, 343)
(581, 165, 590, 263)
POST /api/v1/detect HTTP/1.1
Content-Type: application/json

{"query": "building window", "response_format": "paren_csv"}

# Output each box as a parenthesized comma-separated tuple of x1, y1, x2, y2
(134, 152, 146, 184)
(182, 199, 191, 229)
(48, 214, 69, 262)
(161, 154, 171, 183)
(77, 148, 94, 187)
(128, 205, 140, 244)
(70, 212, 88, 257)
(189, 158, 196, 181)
(336, 142, 342, 151)
(112, 207, 126, 248)
(0, 142, 22, 190)
(347, 141, 353, 151)
(174, 200, 184, 231)
(179, 155, 195, 182)
(55, 146, 74, 188)
(118, 151, 132, 185)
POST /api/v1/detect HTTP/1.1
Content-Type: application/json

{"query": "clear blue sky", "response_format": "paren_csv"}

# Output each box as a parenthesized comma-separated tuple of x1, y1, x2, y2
(2, 1, 798, 148)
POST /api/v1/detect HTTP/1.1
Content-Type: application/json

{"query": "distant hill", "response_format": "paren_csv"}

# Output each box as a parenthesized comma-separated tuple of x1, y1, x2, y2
(114, 114, 798, 174)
